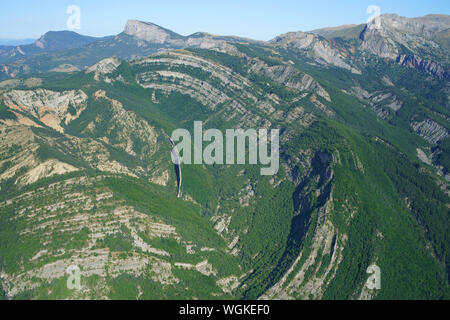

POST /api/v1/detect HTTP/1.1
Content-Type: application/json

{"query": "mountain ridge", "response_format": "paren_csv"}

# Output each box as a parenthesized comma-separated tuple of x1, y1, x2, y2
(0, 13, 449, 80)
(0, 12, 449, 300)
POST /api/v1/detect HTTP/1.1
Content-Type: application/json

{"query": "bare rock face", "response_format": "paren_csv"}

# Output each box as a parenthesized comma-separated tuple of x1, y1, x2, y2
(397, 55, 449, 80)
(411, 119, 449, 145)
(249, 60, 331, 101)
(87, 57, 121, 82)
(123, 20, 236, 51)
(2, 89, 88, 132)
(351, 87, 402, 119)
(124, 20, 172, 44)
(271, 31, 361, 74)
(359, 25, 398, 60)
(370, 91, 403, 113)
(87, 57, 120, 75)
(91, 90, 159, 160)
(17, 159, 78, 185)
(272, 31, 316, 49)
(185, 34, 228, 50)
(360, 14, 450, 77)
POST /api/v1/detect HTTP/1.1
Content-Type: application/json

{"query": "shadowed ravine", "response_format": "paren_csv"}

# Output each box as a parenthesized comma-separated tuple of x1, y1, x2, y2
(245, 151, 334, 299)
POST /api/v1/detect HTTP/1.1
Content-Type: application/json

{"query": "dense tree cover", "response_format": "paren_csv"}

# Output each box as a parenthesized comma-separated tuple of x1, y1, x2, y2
(435, 137, 450, 174)
(0, 100, 17, 120)
(0, 171, 242, 299)
(0, 41, 448, 300)
(376, 141, 449, 282)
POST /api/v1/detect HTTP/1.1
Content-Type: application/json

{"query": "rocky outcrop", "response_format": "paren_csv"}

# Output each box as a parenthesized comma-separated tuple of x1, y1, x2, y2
(86, 57, 122, 82)
(91, 90, 159, 159)
(351, 87, 402, 119)
(134, 51, 277, 128)
(17, 159, 78, 185)
(261, 151, 340, 300)
(359, 23, 399, 60)
(271, 31, 361, 74)
(359, 14, 450, 77)
(249, 60, 331, 101)
(411, 119, 448, 145)
(0, 176, 193, 298)
(124, 20, 181, 44)
(123, 20, 251, 50)
(2, 89, 88, 132)
(370, 91, 403, 113)
(86, 57, 120, 75)
(397, 55, 449, 80)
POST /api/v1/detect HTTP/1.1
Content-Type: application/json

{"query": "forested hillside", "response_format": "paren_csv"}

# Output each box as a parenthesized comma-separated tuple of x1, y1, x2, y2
(0, 14, 448, 300)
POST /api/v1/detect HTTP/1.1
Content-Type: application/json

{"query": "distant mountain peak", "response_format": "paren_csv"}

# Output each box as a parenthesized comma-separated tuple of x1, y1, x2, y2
(124, 20, 183, 43)
(360, 13, 450, 64)
(33, 30, 102, 50)
(35, 31, 75, 49)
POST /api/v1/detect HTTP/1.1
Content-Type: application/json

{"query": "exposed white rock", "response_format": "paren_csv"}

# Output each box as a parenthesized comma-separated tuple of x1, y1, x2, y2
(360, 14, 450, 78)
(217, 276, 240, 294)
(249, 60, 331, 101)
(271, 31, 361, 74)
(417, 148, 432, 165)
(87, 57, 121, 80)
(124, 20, 175, 44)
(3, 88, 88, 132)
(411, 119, 448, 145)
(18, 159, 78, 185)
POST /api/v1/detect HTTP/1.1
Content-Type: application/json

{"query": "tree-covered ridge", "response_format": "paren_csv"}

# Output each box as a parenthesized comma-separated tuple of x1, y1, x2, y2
(0, 31, 448, 300)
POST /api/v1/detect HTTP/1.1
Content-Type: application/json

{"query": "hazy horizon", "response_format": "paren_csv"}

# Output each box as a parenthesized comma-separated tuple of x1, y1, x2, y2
(0, 0, 449, 41)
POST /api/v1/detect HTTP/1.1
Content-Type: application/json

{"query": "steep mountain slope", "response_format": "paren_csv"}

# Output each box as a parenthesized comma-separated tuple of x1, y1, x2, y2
(0, 20, 257, 80)
(359, 14, 449, 79)
(0, 15, 449, 300)
(2, 14, 448, 81)
(310, 24, 365, 39)
(0, 31, 107, 64)
(310, 14, 450, 80)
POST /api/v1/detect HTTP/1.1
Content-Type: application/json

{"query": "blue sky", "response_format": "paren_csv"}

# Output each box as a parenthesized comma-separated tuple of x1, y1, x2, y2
(1, 0, 449, 40)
